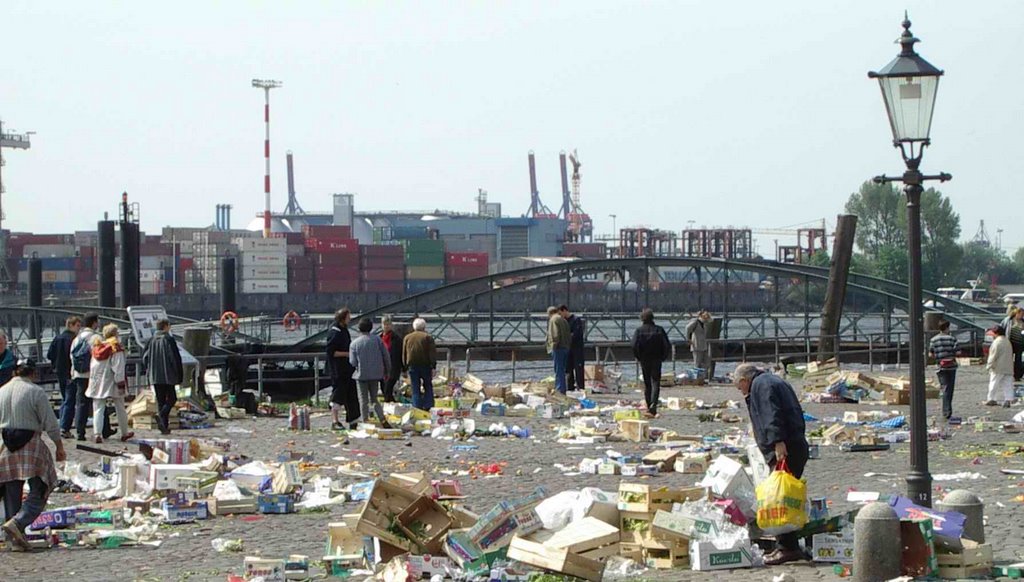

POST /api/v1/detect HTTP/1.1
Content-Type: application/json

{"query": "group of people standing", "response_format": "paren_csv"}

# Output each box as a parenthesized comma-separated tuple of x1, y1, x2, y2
(325, 309, 438, 430)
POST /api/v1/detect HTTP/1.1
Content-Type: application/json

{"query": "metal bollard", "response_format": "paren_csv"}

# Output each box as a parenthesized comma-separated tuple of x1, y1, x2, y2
(936, 490, 984, 543)
(853, 501, 901, 582)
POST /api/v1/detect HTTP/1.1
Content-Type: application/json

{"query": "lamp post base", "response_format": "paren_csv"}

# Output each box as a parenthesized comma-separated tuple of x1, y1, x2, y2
(906, 469, 933, 507)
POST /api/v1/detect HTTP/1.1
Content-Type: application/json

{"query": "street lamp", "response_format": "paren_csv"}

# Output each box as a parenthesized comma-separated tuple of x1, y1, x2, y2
(869, 13, 951, 508)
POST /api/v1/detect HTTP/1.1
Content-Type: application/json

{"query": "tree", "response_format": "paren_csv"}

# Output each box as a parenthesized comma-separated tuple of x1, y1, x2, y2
(960, 243, 1023, 286)
(843, 180, 962, 289)
(844, 182, 905, 258)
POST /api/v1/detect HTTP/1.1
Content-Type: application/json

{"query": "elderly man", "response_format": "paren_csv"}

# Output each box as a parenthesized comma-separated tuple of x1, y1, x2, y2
(0, 359, 67, 551)
(402, 318, 437, 411)
(143, 319, 184, 434)
(734, 363, 809, 566)
(378, 315, 404, 403)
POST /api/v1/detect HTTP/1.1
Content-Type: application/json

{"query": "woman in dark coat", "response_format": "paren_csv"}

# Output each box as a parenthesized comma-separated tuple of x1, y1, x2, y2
(326, 308, 358, 430)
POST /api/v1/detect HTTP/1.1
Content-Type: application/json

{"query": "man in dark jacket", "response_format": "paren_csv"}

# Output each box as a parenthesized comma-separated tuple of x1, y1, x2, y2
(734, 363, 810, 566)
(378, 315, 404, 403)
(47, 316, 81, 438)
(631, 309, 671, 418)
(143, 319, 183, 434)
(326, 308, 358, 430)
(559, 306, 586, 392)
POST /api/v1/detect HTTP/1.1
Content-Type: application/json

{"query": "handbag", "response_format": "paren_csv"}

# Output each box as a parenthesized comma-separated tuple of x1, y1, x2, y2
(1, 428, 35, 452)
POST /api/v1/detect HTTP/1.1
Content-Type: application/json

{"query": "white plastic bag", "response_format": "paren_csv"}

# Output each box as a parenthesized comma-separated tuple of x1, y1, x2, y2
(535, 490, 579, 530)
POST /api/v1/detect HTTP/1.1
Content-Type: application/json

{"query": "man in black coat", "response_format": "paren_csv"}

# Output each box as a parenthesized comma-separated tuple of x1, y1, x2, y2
(143, 319, 184, 434)
(559, 306, 586, 392)
(631, 309, 671, 418)
(47, 316, 81, 438)
(734, 362, 810, 566)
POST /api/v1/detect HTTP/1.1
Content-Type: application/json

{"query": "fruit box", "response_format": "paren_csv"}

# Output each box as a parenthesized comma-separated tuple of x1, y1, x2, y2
(396, 495, 454, 553)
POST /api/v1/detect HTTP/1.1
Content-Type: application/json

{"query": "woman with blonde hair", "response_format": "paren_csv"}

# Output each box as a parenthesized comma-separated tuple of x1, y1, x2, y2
(85, 324, 133, 443)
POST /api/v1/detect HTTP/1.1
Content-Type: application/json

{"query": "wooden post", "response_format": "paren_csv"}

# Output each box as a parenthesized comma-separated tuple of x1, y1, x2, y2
(818, 214, 858, 362)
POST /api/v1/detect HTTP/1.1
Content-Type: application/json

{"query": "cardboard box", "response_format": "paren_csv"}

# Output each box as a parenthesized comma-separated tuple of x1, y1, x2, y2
(29, 508, 77, 530)
(244, 557, 286, 581)
(356, 480, 420, 552)
(507, 536, 604, 582)
(149, 464, 198, 490)
(900, 518, 938, 578)
(644, 545, 690, 569)
(272, 462, 303, 494)
(689, 539, 755, 571)
(674, 453, 711, 474)
(206, 496, 258, 516)
(697, 456, 756, 518)
(584, 364, 605, 382)
(162, 500, 210, 523)
(258, 494, 296, 514)
(811, 531, 854, 563)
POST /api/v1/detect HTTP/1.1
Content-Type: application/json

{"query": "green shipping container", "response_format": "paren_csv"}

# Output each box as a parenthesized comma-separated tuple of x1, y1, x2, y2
(401, 240, 444, 254)
(404, 252, 445, 267)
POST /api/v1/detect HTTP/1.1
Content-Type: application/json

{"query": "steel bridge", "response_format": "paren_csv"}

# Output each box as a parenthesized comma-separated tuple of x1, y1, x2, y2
(0, 258, 1002, 363)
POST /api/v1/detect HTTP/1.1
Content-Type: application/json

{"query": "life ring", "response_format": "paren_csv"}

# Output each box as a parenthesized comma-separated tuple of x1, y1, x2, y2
(283, 310, 302, 332)
(219, 311, 240, 334)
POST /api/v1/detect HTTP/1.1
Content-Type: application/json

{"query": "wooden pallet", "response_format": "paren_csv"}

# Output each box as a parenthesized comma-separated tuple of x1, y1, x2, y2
(507, 536, 604, 582)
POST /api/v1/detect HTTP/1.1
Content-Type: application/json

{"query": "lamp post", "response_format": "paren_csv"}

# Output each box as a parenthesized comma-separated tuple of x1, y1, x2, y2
(869, 13, 951, 507)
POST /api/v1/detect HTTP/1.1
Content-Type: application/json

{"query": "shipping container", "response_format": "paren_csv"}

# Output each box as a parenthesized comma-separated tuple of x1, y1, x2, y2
(304, 237, 359, 253)
(309, 251, 359, 267)
(10, 233, 75, 245)
(77, 281, 98, 292)
(271, 232, 305, 245)
(403, 252, 445, 267)
(140, 256, 173, 270)
(18, 270, 76, 284)
(139, 242, 173, 256)
(361, 268, 405, 282)
(50, 282, 77, 293)
(360, 245, 404, 258)
(392, 226, 430, 240)
(302, 225, 352, 239)
(289, 269, 315, 283)
(405, 279, 445, 294)
(241, 280, 288, 294)
(360, 256, 405, 270)
(315, 265, 360, 281)
(140, 281, 167, 295)
(289, 280, 314, 294)
(286, 244, 306, 257)
(22, 244, 76, 258)
(563, 243, 607, 259)
(361, 281, 404, 293)
(78, 245, 95, 257)
(240, 265, 288, 280)
(446, 265, 489, 281)
(405, 266, 445, 280)
(17, 257, 76, 270)
(445, 252, 489, 266)
(240, 251, 286, 267)
(401, 239, 444, 254)
(235, 237, 287, 252)
(316, 280, 360, 293)
(140, 269, 165, 282)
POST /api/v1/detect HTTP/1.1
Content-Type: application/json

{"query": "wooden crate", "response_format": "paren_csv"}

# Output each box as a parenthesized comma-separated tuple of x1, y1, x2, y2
(618, 483, 706, 513)
(543, 517, 620, 554)
(507, 536, 604, 582)
(385, 472, 432, 497)
(620, 511, 655, 545)
(937, 543, 993, 579)
(644, 545, 690, 569)
(354, 481, 419, 552)
(396, 496, 453, 554)
(619, 419, 650, 442)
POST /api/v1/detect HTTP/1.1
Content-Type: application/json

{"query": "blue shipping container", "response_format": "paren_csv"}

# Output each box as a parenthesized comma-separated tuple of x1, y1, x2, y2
(18, 257, 76, 270)
(49, 282, 77, 292)
(405, 279, 445, 294)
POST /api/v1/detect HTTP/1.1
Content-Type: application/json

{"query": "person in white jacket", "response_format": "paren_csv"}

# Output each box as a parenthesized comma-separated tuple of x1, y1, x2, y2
(986, 326, 1015, 407)
(84, 324, 134, 443)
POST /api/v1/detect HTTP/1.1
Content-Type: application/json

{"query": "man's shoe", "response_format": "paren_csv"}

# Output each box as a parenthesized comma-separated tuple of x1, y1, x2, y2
(1003, 402, 1012, 408)
(76, 434, 87, 442)
(119, 431, 135, 442)
(2, 519, 30, 551)
(60, 430, 73, 439)
(985, 400, 999, 406)
(331, 422, 344, 431)
(764, 549, 806, 566)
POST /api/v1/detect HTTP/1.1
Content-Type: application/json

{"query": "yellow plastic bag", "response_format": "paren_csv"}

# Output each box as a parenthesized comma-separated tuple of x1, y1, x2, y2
(755, 459, 807, 535)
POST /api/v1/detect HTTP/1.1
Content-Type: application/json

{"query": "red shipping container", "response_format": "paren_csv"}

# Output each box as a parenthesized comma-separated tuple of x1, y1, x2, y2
(302, 225, 352, 239)
(179, 258, 194, 271)
(360, 245, 404, 258)
(290, 280, 314, 293)
(310, 251, 359, 267)
(316, 280, 360, 293)
(287, 255, 315, 267)
(10, 234, 74, 245)
(446, 265, 489, 281)
(271, 232, 305, 244)
(77, 281, 98, 292)
(305, 238, 359, 253)
(290, 268, 315, 282)
(446, 252, 489, 266)
(316, 265, 360, 281)
(140, 242, 173, 256)
(360, 257, 405, 270)
(361, 281, 405, 293)
(361, 268, 405, 282)
(79, 246, 95, 257)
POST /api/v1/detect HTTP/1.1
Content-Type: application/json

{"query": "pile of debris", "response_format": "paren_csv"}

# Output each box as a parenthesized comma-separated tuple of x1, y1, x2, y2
(794, 360, 941, 405)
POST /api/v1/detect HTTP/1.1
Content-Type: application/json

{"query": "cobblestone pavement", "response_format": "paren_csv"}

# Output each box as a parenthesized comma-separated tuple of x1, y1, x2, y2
(4, 366, 1023, 581)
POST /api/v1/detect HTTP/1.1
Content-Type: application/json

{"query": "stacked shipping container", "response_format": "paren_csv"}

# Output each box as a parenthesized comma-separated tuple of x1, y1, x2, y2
(303, 225, 359, 293)
(402, 239, 445, 293)
(360, 245, 405, 293)
(237, 237, 288, 294)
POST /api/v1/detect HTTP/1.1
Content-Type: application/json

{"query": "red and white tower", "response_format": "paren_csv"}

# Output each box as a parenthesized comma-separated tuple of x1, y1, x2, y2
(251, 78, 282, 238)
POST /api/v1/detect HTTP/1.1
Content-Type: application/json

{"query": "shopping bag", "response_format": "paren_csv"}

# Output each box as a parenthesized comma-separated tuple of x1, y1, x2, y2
(755, 459, 808, 535)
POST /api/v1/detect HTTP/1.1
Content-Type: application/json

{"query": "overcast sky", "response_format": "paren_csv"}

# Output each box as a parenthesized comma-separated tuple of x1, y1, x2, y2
(3, 1, 1021, 256)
